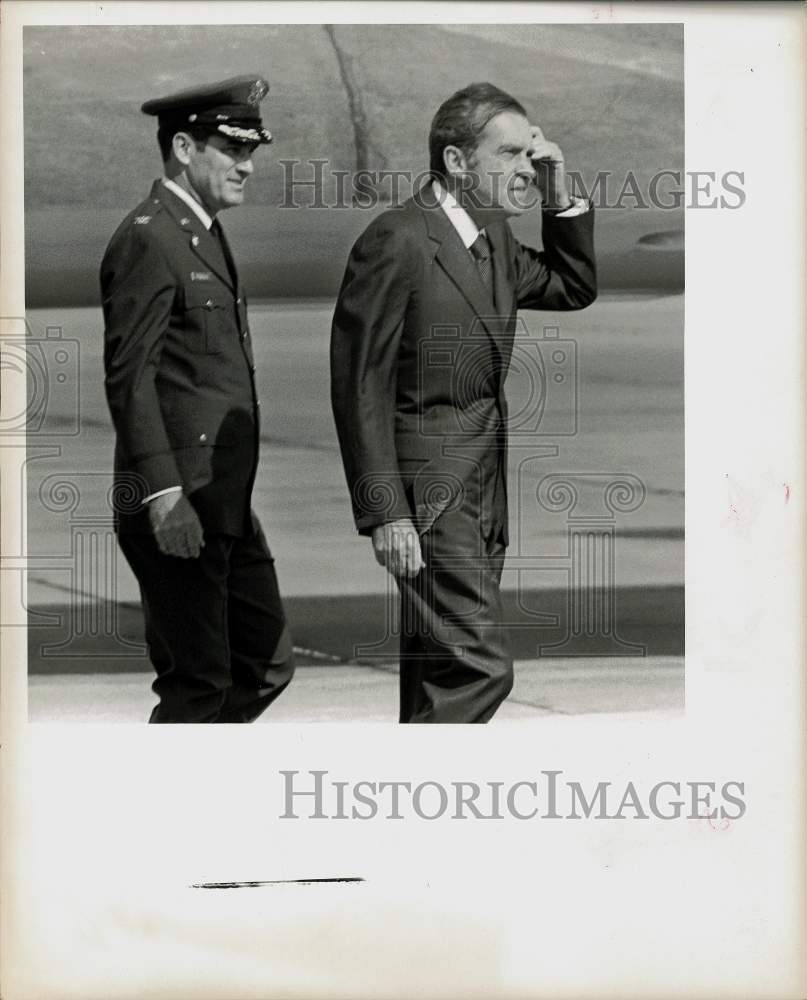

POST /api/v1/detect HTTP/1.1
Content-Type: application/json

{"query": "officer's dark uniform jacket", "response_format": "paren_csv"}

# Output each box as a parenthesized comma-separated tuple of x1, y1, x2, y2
(101, 180, 259, 536)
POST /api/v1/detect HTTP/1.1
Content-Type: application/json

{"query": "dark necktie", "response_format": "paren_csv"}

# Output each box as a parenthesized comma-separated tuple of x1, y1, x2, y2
(470, 230, 494, 299)
(210, 219, 237, 287)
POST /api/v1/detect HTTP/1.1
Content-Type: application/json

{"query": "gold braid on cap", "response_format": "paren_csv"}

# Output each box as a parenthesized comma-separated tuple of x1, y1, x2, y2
(217, 122, 272, 142)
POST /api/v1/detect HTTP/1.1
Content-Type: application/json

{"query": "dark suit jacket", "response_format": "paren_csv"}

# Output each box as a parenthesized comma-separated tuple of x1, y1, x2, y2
(100, 181, 259, 536)
(330, 185, 596, 542)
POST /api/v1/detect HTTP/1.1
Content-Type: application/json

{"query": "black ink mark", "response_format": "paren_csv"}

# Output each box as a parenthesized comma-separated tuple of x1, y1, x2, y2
(191, 877, 365, 889)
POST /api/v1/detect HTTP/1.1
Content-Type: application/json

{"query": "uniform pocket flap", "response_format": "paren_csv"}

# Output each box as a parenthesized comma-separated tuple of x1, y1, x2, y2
(184, 285, 228, 310)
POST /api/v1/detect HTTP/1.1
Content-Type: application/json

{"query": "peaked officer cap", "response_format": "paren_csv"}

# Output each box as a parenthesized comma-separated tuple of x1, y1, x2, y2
(141, 74, 272, 144)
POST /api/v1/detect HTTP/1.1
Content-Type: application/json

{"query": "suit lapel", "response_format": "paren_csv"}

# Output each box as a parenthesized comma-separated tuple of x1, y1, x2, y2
(152, 181, 236, 291)
(421, 195, 497, 336)
(417, 191, 521, 393)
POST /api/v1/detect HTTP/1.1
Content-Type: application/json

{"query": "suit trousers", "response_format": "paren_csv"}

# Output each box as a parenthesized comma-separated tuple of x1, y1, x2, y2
(118, 520, 294, 723)
(397, 458, 513, 723)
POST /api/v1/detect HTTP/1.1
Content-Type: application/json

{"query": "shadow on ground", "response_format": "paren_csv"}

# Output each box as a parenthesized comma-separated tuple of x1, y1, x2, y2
(27, 586, 683, 675)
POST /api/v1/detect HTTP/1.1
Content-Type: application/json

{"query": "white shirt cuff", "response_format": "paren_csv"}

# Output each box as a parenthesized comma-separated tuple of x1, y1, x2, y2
(142, 486, 182, 505)
(554, 196, 589, 218)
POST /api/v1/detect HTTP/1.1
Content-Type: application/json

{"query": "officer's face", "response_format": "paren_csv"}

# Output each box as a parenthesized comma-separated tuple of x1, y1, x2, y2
(451, 110, 539, 217)
(184, 134, 259, 214)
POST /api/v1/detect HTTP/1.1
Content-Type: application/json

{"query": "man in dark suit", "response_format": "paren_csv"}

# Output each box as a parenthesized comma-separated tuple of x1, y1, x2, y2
(101, 75, 294, 723)
(331, 82, 596, 723)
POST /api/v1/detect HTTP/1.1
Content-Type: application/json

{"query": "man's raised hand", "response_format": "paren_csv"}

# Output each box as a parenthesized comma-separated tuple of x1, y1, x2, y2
(529, 124, 572, 211)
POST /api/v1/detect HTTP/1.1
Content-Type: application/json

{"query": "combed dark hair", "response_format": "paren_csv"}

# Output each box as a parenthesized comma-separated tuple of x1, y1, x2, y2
(156, 121, 213, 163)
(428, 82, 527, 179)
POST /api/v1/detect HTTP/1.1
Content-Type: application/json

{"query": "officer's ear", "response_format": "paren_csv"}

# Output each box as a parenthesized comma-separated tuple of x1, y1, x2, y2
(172, 131, 201, 166)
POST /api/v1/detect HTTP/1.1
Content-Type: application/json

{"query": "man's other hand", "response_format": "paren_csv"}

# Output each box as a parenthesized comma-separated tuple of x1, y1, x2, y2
(147, 492, 205, 558)
(371, 518, 424, 578)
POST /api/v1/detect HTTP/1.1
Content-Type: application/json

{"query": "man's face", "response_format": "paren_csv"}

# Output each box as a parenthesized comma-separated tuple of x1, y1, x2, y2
(183, 133, 259, 214)
(463, 110, 538, 217)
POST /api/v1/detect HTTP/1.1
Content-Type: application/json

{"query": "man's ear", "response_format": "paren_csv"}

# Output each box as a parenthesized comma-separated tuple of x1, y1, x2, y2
(171, 131, 197, 166)
(443, 144, 469, 176)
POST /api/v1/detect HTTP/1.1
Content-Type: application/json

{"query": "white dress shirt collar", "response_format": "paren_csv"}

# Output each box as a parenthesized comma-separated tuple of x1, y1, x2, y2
(432, 179, 482, 250)
(432, 178, 589, 237)
(162, 177, 214, 231)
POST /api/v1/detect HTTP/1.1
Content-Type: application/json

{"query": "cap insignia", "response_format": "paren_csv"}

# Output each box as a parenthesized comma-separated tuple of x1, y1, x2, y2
(247, 79, 268, 105)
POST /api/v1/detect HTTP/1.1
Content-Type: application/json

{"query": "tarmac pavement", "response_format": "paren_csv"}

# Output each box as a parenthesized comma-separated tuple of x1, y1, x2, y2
(19, 296, 684, 723)
(28, 657, 683, 722)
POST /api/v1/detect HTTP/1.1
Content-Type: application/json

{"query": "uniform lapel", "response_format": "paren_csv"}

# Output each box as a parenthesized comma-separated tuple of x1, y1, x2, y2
(152, 181, 235, 291)
(213, 221, 240, 293)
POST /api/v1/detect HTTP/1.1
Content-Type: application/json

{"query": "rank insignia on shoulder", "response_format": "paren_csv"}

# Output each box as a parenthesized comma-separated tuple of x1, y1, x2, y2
(134, 215, 152, 225)
(191, 271, 212, 281)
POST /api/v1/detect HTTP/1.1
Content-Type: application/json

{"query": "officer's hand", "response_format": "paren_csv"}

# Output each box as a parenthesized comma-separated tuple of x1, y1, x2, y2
(529, 125, 572, 211)
(147, 492, 205, 559)
(371, 518, 424, 579)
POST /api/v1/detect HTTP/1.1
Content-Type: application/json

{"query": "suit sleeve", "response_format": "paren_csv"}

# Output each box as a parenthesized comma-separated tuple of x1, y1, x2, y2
(330, 219, 414, 535)
(100, 223, 182, 497)
(512, 205, 597, 311)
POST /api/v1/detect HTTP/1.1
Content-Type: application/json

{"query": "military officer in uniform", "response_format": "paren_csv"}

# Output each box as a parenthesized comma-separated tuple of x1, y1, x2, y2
(101, 75, 294, 723)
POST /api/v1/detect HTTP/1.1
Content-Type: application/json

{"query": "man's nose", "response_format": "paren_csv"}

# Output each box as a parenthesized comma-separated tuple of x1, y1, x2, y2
(519, 150, 536, 176)
(236, 156, 254, 176)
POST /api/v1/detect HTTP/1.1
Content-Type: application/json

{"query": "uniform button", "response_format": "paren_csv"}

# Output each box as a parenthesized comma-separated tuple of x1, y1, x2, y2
(236, 297, 242, 305)
(205, 298, 213, 309)
(199, 433, 207, 442)
(191, 235, 200, 247)
(256, 400, 261, 409)
(250, 364, 256, 373)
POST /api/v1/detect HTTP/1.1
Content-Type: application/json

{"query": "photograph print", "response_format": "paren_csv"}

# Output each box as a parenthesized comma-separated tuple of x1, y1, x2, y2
(20, 22, 686, 724)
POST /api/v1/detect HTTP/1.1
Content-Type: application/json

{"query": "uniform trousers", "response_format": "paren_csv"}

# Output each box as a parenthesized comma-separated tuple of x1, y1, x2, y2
(118, 520, 293, 723)
(397, 457, 512, 724)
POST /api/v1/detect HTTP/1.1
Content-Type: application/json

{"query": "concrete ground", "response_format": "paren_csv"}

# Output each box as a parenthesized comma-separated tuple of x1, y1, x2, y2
(18, 296, 684, 723)
(21, 294, 683, 603)
(28, 657, 683, 722)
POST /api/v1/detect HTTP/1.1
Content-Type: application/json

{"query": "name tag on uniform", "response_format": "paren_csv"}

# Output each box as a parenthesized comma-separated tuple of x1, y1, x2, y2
(190, 271, 213, 281)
